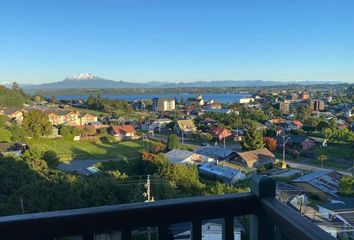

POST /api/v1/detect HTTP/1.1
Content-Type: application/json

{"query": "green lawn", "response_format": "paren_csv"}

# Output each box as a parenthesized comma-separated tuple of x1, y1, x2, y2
(275, 142, 353, 171)
(312, 143, 353, 160)
(26, 138, 150, 162)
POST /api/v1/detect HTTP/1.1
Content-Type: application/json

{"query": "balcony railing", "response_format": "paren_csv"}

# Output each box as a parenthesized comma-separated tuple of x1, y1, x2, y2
(0, 175, 336, 240)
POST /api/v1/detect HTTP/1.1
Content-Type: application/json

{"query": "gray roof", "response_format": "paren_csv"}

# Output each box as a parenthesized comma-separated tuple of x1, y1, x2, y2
(195, 147, 234, 159)
(293, 171, 342, 197)
(199, 163, 242, 180)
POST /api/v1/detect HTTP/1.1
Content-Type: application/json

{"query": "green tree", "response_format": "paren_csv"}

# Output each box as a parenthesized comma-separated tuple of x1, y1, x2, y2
(167, 134, 179, 150)
(59, 125, 81, 141)
(22, 110, 52, 138)
(0, 128, 12, 142)
(241, 121, 265, 151)
(42, 150, 60, 167)
(297, 104, 312, 120)
(0, 85, 26, 108)
(339, 176, 354, 196)
(0, 115, 9, 128)
(87, 95, 96, 108)
(161, 164, 204, 197)
(11, 124, 27, 141)
(322, 128, 333, 139)
(208, 182, 250, 195)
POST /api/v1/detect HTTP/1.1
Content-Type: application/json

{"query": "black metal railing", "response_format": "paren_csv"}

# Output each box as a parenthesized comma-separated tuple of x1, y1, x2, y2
(0, 175, 336, 240)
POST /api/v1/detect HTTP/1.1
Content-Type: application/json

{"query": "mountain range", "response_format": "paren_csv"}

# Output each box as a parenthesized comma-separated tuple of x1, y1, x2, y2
(17, 73, 343, 90)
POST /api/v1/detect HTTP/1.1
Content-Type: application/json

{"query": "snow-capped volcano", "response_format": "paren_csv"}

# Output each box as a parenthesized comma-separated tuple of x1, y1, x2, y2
(64, 73, 101, 81)
(24, 73, 151, 89)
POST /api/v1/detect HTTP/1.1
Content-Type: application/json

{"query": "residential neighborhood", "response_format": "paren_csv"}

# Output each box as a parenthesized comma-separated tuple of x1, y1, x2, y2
(0, 83, 353, 240)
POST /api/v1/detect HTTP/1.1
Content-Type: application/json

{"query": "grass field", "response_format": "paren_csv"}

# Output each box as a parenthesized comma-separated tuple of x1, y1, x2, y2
(275, 142, 353, 171)
(312, 143, 353, 160)
(26, 138, 154, 162)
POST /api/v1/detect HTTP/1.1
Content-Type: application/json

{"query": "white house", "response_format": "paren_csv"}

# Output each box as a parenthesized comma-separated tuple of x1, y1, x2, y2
(165, 149, 214, 165)
(237, 97, 254, 104)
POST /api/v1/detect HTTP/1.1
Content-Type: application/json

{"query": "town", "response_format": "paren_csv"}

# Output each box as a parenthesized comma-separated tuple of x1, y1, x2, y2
(0, 82, 353, 239)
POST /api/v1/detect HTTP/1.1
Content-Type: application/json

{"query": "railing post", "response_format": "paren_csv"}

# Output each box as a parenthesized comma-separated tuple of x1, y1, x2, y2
(250, 175, 276, 240)
(192, 219, 202, 240)
(223, 216, 234, 240)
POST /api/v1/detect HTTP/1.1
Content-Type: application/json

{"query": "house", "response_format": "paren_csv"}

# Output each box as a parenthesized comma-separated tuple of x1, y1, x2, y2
(195, 147, 235, 160)
(292, 171, 343, 200)
(0, 142, 28, 157)
(64, 111, 80, 126)
(317, 198, 354, 240)
(142, 118, 172, 132)
(165, 149, 214, 165)
(237, 97, 254, 104)
(206, 102, 222, 109)
(265, 119, 303, 130)
(275, 135, 315, 151)
(199, 162, 246, 184)
(80, 113, 98, 126)
(174, 120, 197, 135)
(110, 125, 136, 140)
(209, 127, 232, 140)
(47, 111, 81, 126)
(234, 148, 275, 168)
(288, 120, 303, 130)
(185, 95, 204, 107)
(0, 108, 28, 124)
(47, 112, 63, 125)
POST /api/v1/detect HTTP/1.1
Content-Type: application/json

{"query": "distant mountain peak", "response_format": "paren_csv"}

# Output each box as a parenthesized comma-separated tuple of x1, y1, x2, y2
(65, 73, 100, 81)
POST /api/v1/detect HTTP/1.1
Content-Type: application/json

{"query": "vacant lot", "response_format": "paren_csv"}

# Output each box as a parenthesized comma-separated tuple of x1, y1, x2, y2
(27, 139, 154, 161)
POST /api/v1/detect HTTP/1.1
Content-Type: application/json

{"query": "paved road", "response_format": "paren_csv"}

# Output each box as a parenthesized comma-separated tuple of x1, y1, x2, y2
(286, 160, 352, 176)
(57, 159, 118, 175)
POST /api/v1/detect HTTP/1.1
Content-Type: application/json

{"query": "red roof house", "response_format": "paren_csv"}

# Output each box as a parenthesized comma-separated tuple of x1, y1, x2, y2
(209, 128, 232, 140)
(110, 125, 136, 139)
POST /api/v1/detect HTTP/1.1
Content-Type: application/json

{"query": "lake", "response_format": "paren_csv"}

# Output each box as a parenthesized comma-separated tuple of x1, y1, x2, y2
(55, 93, 252, 104)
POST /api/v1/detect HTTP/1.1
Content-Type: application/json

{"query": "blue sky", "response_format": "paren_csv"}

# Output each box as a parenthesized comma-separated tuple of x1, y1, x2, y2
(0, 0, 353, 84)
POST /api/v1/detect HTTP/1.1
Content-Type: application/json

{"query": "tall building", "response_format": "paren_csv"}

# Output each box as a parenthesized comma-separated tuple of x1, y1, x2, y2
(299, 91, 310, 100)
(153, 98, 176, 112)
(311, 100, 324, 112)
(278, 101, 290, 114)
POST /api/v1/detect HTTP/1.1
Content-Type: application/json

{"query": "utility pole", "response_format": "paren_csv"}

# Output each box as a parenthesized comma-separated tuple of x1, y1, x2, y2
(143, 175, 154, 240)
(282, 136, 291, 169)
(143, 175, 154, 203)
(223, 136, 226, 149)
